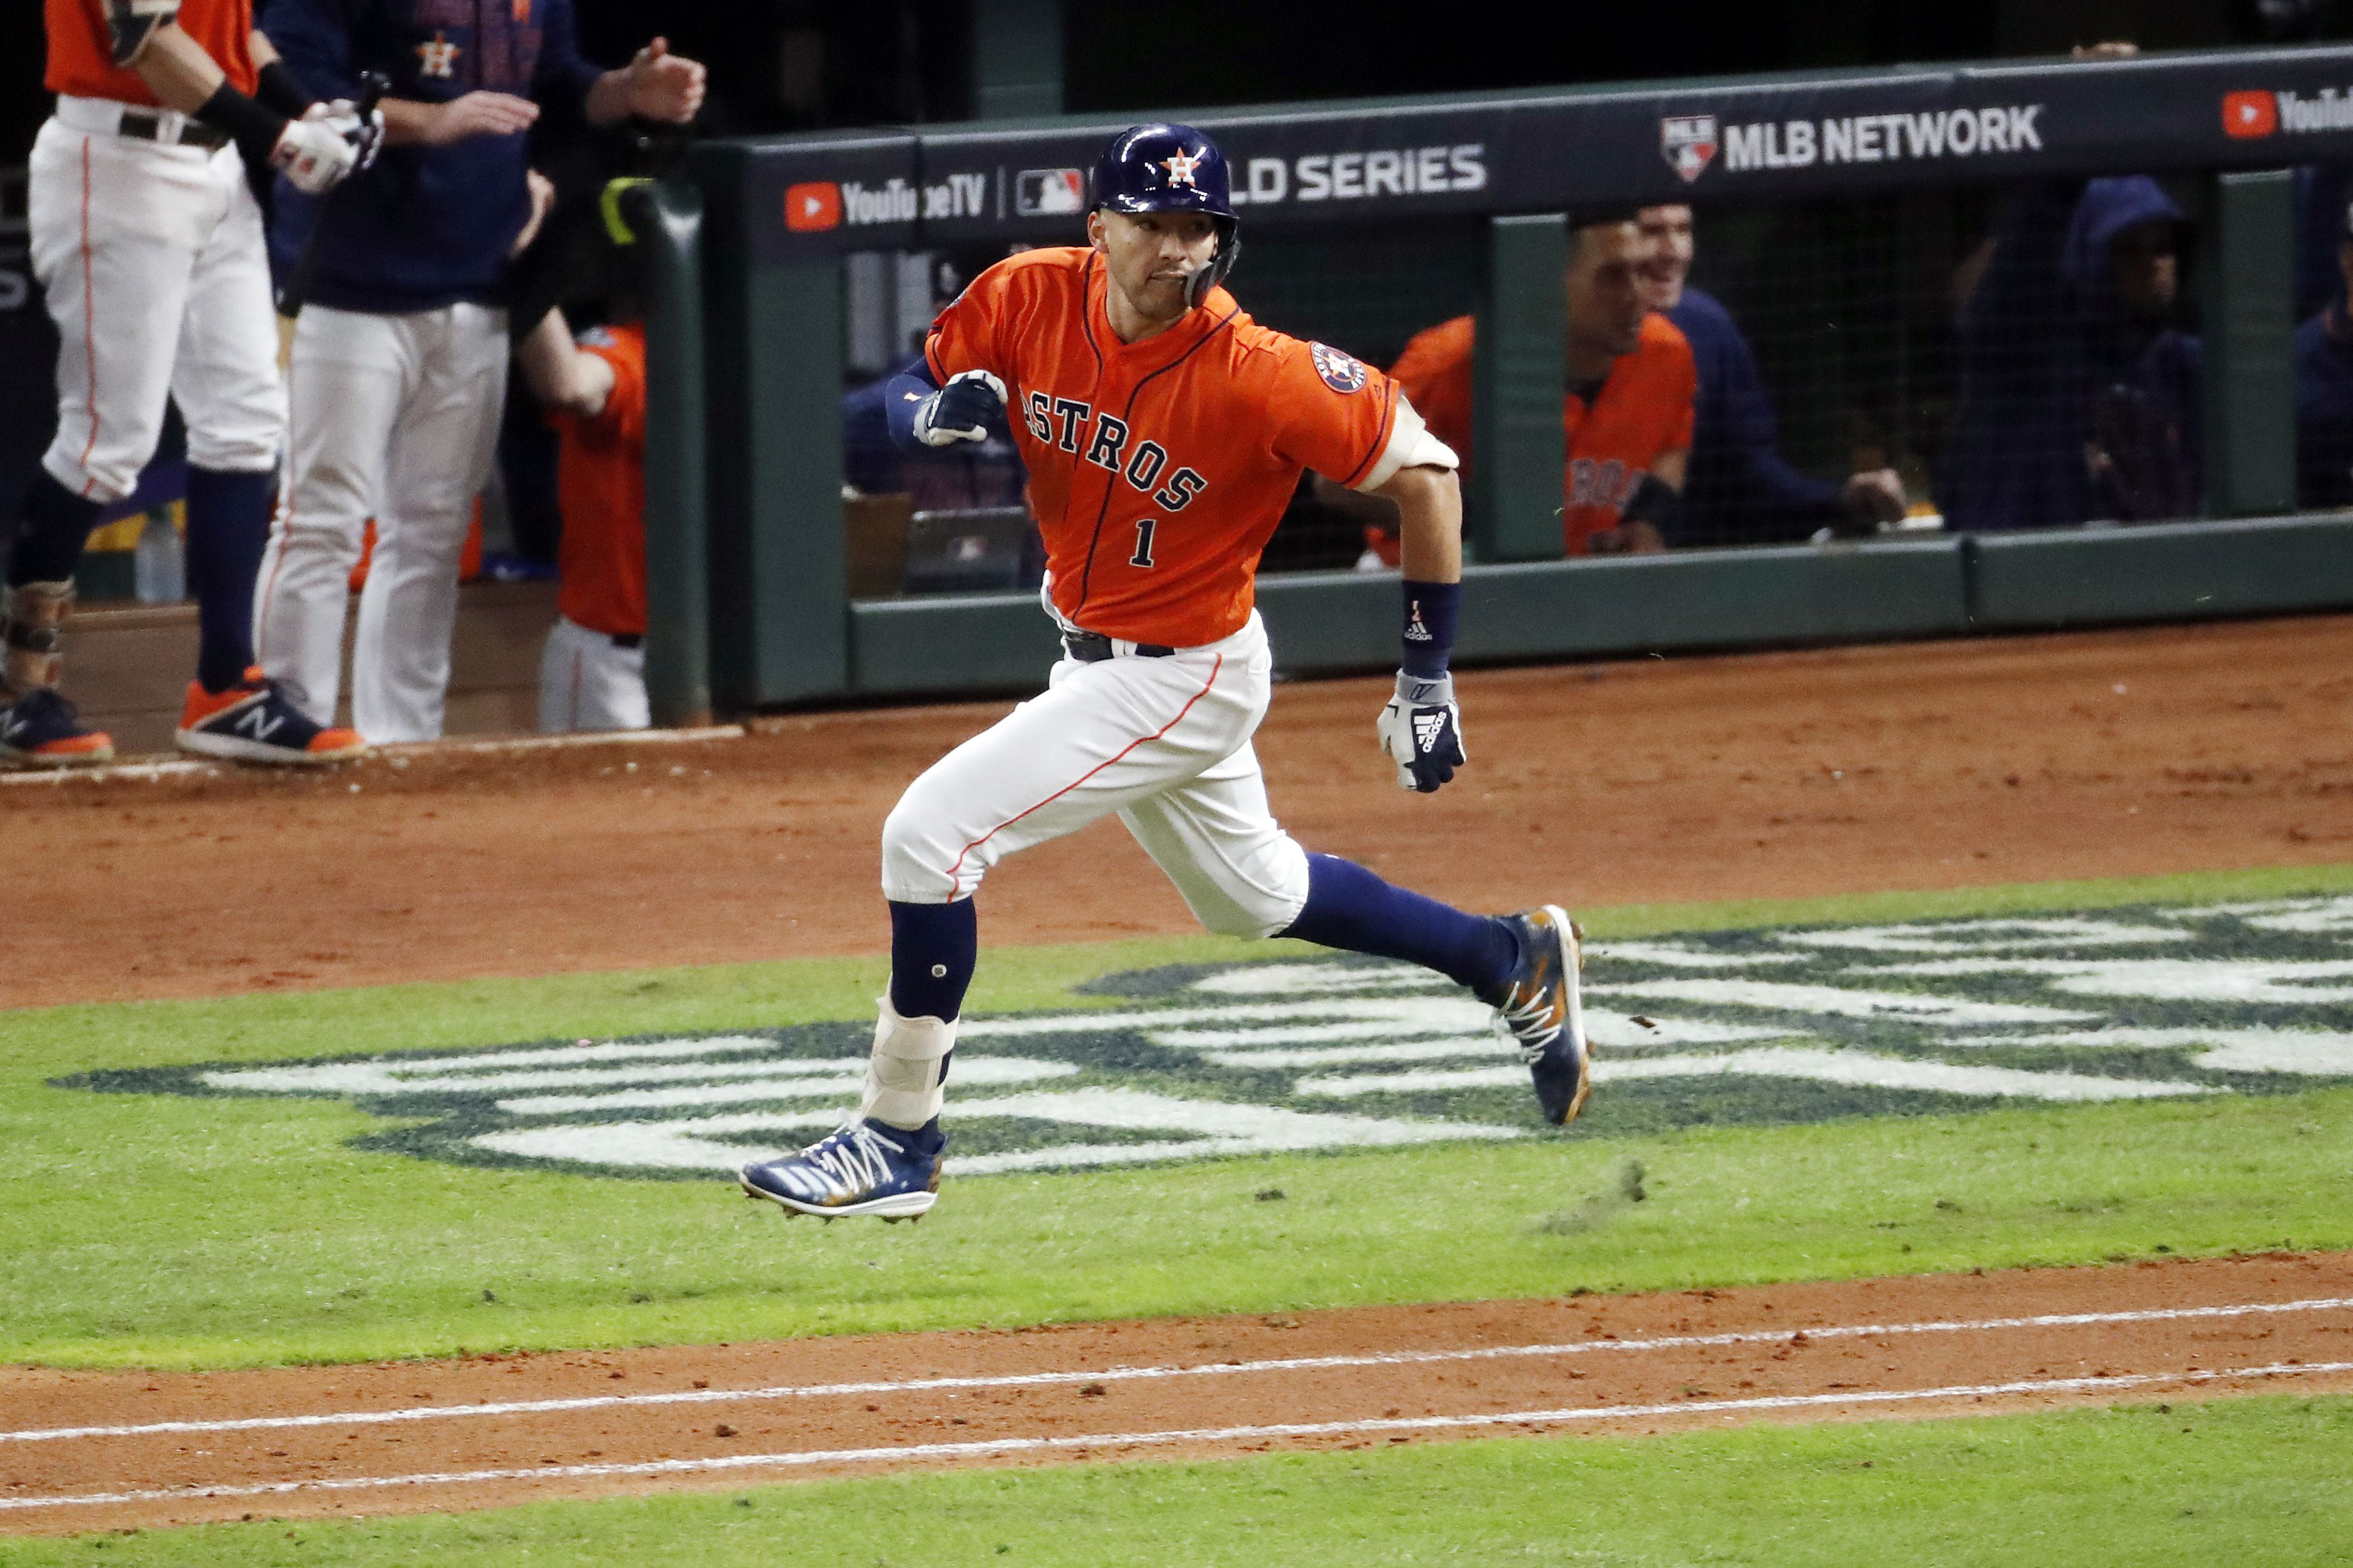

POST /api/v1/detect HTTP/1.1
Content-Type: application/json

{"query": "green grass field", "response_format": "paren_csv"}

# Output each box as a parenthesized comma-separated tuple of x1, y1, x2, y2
(7, 862, 2352, 1370)
(15, 1396, 2351, 1566)
(9, 862, 2353, 1559)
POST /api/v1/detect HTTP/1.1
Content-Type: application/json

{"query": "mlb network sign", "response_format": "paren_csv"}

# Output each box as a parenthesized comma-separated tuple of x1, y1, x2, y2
(1662, 105, 2045, 181)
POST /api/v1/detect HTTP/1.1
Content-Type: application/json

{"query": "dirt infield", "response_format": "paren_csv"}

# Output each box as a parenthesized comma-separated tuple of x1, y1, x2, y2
(3, 614, 2350, 1012)
(2, 1251, 2346, 1534)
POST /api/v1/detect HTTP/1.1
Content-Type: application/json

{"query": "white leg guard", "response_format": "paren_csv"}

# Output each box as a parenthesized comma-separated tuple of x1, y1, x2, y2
(859, 999, 958, 1131)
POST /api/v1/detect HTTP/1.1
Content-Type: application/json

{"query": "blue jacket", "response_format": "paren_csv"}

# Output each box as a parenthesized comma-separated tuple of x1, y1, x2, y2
(1664, 286, 1843, 545)
(1940, 177, 2202, 531)
(260, 0, 604, 315)
(2295, 309, 2353, 509)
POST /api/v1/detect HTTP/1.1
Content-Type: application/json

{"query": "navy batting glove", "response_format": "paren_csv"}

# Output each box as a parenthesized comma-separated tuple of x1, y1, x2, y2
(1375, 672, 1468, 794)
(913, 370, 1007, 447)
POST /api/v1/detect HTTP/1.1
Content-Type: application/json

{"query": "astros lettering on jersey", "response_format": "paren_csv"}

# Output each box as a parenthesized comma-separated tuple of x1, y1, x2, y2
(924, 247, 1406, 649)
(1389, 312, 1696, 554)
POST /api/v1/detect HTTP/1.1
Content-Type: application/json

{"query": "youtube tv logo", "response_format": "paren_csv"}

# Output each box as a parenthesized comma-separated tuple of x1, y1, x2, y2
(785, 181, 843, 232)
(2222, 90, 2279, 139)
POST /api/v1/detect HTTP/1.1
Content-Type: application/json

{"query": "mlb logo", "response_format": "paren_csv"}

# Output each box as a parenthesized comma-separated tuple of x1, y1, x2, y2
(1016, 169, 1086, 217)
(1660, 115, 1719, 183)
(2222, 90, 2279, 139)
(1310, 342, 1367, 394)
(785, 181, 842, 232)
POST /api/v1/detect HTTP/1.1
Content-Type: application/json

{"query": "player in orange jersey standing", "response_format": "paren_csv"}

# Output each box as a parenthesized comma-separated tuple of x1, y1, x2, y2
(516, 306, 650, 732)
(1347, 212, 1695, 564)
(2, 0, 369, 767)
(740, 125, 1593, 1222)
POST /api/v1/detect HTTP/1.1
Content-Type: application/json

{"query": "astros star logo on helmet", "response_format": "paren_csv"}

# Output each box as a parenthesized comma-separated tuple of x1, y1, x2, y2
(1160, 148, 1203, 188)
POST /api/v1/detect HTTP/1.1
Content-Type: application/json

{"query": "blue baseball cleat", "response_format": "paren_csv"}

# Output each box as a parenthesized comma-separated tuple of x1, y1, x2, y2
(1479, 905, 1592, 1125)
(740, 1120, 943, 1221)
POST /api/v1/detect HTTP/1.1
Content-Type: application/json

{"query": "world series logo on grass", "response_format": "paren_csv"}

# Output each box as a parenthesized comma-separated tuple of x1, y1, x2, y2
(66, 896, 2353, 1182)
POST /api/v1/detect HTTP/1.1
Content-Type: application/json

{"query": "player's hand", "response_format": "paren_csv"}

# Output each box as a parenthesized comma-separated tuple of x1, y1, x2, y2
(307, 99, 386, 173)
(1586, 519, 1667, 555)
(271, 117, 359, 194)
(509, 169, 558, 258)
(1838, 467, 1907, 531)
(1376, 671, 1467, 794)
(913, 370, 1007, 447)
(423, 91, 539, 145)
(624, 38, 707, 123)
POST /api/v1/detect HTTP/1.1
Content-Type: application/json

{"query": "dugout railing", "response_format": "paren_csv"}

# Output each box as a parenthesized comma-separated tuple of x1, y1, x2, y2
(641, 45, 2353, 719)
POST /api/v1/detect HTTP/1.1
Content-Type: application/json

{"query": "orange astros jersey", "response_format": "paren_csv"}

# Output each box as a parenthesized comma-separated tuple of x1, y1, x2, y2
(46, 0, 258, 105)
(925, 247, 1402, 648)
(547, 325, 649, 639)
(1388, 312, 1696, 554)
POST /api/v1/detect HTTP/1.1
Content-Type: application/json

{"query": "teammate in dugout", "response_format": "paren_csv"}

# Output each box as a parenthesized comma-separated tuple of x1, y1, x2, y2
(249, 0, 703, 745)
(516, 304, 650, 734)
(740, 125, 1593, 1223)
(1, 0, 372, 768)
(1334, 212, 1696, 565)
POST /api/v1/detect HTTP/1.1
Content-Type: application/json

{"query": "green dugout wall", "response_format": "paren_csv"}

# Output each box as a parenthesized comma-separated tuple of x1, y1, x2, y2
(644, 45, 2353, 712)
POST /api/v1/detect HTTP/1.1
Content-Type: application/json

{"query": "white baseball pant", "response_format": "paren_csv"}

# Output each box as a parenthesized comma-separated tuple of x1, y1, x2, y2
(28, 102, 285, 504)
(539, 613, 649, 734)
(252, 301, 508, 743)
(879, 611, 1312, 938)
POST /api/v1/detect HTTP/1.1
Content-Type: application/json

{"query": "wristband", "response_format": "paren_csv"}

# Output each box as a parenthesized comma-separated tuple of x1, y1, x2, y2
(255, 60, 314, 120)
(192, 80, 290, 158)
(1620, 471, 1681, 533)
(1400, 578, 1459, 678)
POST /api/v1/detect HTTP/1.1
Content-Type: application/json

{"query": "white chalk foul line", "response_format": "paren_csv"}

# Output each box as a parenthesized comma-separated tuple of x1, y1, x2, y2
(5, 1295, 2348, 1447)
(5, 1358, 2349, 1514)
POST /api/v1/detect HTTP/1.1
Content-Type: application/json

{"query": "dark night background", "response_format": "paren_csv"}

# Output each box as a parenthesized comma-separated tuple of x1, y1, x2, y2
(5, 1, 2348, 165)
(4, 0, 2346, 567)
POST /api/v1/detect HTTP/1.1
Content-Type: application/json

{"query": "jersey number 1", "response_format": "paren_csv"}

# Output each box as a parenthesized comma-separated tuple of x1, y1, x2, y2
(1129, 517, 1158, 569)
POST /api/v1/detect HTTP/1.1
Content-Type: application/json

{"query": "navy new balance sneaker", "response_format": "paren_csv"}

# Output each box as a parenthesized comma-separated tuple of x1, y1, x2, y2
(0, 687, 113, 769)
(1478, 906, 1592, 1125)
(740, 1120, 943, 1221)
(176, 668, 365, 765)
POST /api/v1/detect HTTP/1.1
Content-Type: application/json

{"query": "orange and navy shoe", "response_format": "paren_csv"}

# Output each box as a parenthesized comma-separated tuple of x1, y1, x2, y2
(175, 668, 366, 765)
(1478, 905, 1592, 1125)
(0, 687, 115, 769)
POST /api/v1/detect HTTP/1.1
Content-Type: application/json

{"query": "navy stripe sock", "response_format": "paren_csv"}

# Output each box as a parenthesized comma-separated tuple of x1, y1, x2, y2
(184, 467, 275, 693)
(1279, 854, 1518, 993)
(889, 897, 977, 1021)
(7, 471, 104, 588)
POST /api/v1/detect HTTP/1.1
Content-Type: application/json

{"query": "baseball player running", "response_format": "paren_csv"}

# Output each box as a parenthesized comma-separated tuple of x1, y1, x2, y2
(1, 0, 370, 768)
(251, 1, 702, 744)
(741, 125, 1592, 1223)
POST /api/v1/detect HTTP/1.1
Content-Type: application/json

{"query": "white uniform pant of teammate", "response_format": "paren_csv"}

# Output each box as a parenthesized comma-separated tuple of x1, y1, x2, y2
(539, 614, 649, 734)
(253, 302, 508, 742)
(881, 612, 1311, 938)
(28, 103, 285, 504)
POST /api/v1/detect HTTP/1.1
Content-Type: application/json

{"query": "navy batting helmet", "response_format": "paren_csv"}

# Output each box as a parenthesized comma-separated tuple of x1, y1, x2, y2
(1092, 122, 1239, 306)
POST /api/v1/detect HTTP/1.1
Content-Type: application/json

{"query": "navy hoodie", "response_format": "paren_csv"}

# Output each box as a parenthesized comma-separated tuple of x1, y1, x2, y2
(261, 0, 603, 315)
(2294, 306, 2353, 508)
(1940, 177, 2202, 531)
(1664, 285, 1845, 545)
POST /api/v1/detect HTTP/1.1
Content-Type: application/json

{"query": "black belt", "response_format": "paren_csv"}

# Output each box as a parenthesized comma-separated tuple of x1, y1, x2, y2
(119, 110, 231, 150)
(1063, 629, 1174, 662)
